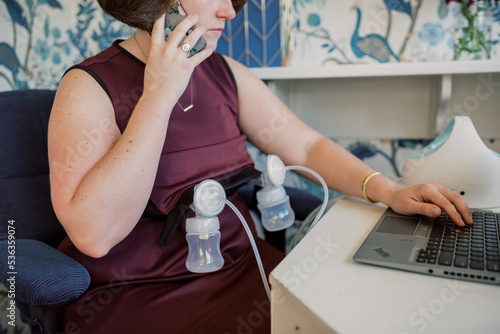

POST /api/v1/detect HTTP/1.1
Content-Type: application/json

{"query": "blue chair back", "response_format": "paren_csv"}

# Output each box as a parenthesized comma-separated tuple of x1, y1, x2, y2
(0, 89, 66, 247)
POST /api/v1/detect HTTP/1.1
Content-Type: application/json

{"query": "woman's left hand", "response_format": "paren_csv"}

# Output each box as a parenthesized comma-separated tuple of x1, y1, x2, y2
(387, 182, 473, 227)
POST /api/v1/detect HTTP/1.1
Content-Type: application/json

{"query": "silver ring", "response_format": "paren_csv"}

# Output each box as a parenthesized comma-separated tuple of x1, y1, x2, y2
(181, 43, 191, 53)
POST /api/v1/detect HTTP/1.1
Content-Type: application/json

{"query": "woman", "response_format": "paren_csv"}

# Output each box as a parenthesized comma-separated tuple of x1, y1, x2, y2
(48, 0, 471, 332)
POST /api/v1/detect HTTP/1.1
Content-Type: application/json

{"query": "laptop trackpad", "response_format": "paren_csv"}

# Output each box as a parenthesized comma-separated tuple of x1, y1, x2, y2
(376, 215, 421, 236)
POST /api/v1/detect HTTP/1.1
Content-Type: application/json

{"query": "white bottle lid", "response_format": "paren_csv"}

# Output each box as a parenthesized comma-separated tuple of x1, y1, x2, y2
(256, 185, 288, 207)
(267, 154, 286, 187)
(185, 216, 220, 234)
(193, 179, 226, 217)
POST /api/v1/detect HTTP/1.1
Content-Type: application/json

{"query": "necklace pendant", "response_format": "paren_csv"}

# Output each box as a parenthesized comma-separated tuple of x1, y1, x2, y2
(183, 104, 194, 112)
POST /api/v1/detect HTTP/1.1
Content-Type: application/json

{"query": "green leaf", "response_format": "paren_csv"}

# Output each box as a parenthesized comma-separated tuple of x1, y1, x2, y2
(44, 15, 49, 38)
(25, 0, 34, 11)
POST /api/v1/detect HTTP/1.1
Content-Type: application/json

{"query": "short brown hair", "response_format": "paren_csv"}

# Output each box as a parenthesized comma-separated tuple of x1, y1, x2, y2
(97, 0, 248, 33)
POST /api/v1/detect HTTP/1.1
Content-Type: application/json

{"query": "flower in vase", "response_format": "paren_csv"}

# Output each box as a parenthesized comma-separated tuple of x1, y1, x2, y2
(445, 0, 497, 60)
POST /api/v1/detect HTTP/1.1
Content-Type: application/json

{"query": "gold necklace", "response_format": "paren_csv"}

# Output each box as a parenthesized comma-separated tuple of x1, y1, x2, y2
(133, 32, 194, 112)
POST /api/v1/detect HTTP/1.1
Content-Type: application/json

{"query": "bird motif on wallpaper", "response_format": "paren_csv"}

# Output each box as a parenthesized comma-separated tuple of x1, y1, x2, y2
(351, 6, 399, 63)
(382, 0, 412, 17)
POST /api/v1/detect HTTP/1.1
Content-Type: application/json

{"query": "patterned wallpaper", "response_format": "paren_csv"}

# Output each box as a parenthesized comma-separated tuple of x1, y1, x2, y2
(0, 0, 284, 92)
(0, 0, 133, 92)
(289, 0, 500, 66)
(3, 0, 498, 92)
(219, 0, 283, 67)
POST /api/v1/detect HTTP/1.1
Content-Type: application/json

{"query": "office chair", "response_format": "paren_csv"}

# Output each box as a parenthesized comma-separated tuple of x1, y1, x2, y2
(0, 90, 90, 334)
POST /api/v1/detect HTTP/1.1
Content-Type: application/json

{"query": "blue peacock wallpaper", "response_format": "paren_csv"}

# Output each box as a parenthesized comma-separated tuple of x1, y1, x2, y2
(289, 0, 500, 66)
(2, 0, 499, 91)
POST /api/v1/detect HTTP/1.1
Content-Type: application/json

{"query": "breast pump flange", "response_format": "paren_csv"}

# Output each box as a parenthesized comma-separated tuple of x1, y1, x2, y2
(256, 155, 295, 232)
(185, 155, 329, 301)
(185, 180, 226, 273)
(185, 154, 329, 271)
(261, 154, 330, 234)
(185, 155, 295, 275)
(186, 177, 272, 300)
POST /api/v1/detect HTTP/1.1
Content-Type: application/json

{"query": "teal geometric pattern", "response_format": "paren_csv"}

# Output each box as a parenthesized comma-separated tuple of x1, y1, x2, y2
(217, 0, 282, 67)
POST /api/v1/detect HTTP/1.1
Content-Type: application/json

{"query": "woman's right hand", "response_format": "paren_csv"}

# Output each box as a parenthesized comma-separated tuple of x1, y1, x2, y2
(142, 13, 213, 112)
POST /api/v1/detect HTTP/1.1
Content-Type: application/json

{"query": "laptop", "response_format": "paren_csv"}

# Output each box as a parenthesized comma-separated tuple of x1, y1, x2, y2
(353, 208, 500, 285)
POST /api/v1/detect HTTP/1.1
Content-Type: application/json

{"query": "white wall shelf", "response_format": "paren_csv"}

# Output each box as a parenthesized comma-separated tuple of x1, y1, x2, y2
(249, 60, 500, 140)
(250, 60, 500, 80)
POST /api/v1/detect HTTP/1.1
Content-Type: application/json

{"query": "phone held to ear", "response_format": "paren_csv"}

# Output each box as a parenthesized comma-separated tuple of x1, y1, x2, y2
(165, 2, 206, 58)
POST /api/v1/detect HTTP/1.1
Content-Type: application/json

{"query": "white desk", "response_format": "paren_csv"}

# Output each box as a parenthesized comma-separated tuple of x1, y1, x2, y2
(270, 197, 500, 334)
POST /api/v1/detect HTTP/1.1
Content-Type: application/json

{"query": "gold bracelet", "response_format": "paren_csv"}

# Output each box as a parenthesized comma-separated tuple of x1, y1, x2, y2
(362, 172, 382, 204)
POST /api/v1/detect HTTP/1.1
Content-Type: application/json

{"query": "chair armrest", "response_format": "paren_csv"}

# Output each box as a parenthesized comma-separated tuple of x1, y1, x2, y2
(0, 239, 90, 306)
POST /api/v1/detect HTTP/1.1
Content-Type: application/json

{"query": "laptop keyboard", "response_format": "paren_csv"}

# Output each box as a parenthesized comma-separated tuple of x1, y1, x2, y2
(417, 211, 500, 273)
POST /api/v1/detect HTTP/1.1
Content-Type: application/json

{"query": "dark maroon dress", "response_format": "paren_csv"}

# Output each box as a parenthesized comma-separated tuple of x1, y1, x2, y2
(55, 41, 284, 334)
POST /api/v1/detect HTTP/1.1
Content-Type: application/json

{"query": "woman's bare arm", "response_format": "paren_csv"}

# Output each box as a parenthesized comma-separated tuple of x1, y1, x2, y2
(227, 56, 471, 226)
(49, 14, 213, 258)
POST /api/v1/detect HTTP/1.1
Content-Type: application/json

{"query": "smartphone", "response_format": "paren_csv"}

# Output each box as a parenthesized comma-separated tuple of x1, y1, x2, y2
(164, 2, 206, 58)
